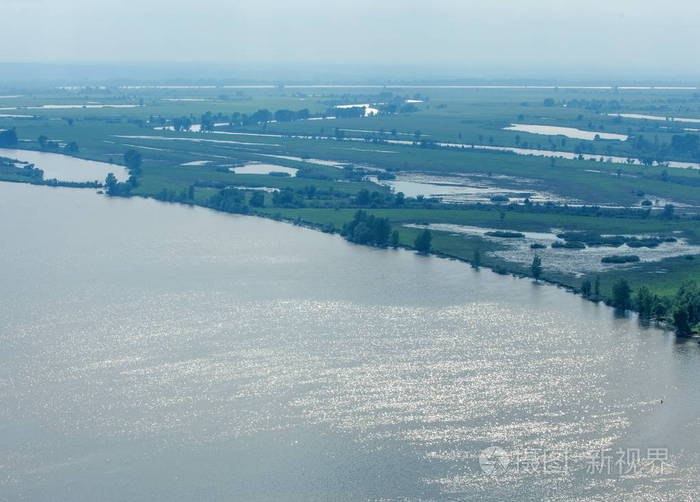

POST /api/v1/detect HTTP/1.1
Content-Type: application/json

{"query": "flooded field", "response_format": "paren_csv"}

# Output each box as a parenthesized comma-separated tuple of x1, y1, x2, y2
(186, 130, 700, 170)
(608, 113, 700, 124)
(230, 162, 298, 176)
(114, 135, 280, 147)
(505, 124, 628, 141)
(256, 153, 349, 168)
(370, 172, 573, 205)
(180, 160, 211, 166)
(409, 223, 700, 275)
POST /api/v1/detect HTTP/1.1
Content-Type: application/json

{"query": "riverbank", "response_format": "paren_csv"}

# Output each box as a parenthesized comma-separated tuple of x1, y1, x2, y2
(100, 182, 700, 335)
(2, 163, 698, 335)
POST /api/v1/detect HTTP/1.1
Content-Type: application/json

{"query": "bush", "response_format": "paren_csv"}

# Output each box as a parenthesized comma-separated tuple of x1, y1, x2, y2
(612, 279, 632, 310)
(414, 229, 432, 254)
(602, 255, 640, 264)
(552, 241, 586, 249)
(341, 210, 392, 247)
(485, 231, 524, 238)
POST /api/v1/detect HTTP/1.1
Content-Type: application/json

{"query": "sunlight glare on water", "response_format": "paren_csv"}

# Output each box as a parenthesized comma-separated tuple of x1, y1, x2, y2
(1, 182, 699, 501)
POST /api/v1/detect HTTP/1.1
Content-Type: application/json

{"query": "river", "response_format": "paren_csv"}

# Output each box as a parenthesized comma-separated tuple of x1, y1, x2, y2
(1, 182, 699, 501)
(0, 148, 130, 183)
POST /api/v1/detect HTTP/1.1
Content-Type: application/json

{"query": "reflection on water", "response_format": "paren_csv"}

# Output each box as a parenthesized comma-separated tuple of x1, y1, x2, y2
(1, 183, 699, 501)
(0, 148, 129, 182)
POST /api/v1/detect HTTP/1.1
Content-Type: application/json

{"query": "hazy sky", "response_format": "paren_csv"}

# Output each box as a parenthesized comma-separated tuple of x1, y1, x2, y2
(2, 0, 699, 77)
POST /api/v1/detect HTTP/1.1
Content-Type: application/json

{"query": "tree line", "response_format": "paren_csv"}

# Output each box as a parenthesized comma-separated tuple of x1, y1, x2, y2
(578, 276, 700, 336)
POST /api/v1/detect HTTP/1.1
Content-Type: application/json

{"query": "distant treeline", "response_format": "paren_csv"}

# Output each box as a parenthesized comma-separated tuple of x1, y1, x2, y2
(628, 133, 700, 164)
(37, 135, 80, 154)
(539, 98, 700, 162)
(153, 97, 420, 131)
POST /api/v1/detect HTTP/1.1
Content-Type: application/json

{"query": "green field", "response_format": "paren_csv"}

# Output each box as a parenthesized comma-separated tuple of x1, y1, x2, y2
(2, 83, 700, 321)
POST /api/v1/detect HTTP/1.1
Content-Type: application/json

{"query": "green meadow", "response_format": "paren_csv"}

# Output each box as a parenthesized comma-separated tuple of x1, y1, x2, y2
(2, 84, 700, 307)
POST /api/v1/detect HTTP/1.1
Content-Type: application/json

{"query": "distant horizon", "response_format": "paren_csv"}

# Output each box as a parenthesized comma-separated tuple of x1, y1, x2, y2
(1, 62, 700, 85)
(2, 0, 699, 82)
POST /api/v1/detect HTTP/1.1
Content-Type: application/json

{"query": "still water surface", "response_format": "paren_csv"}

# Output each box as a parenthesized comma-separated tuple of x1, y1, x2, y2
(1, 182, 699, 501)
(504, 124, 628, 141)
(0, 148, 129, 183)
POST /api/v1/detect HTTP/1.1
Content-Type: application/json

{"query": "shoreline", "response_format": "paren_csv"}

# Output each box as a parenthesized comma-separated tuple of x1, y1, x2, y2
(0, 173, 697, 339)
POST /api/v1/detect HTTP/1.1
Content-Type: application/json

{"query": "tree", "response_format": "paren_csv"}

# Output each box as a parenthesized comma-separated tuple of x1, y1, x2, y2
(581, 279, 592, 297)
(209, 187, 247, 213)
(0, 128, 18, 147)
(274, 109, 294, 122)
(373, 217, 391, 247)
(249, 191, 265, 208)
(414, 229, 432, 254)
(531, 255, 542, 281)
(341, 210, 392, 247)
(355, 189, 370, 206)
(612, 279, 632, 310)
(64, 141, 79, 154)
(200, 111, 215, 131)
(390, 230, 399, 248)
(104, 172, 131, 196)
(672, 306, 692, 336)
(272, 188, 303, 207)
(635, 286, 657, 318)
(105, 172, 117, 192)
(472, 248, 481, 269)
(249, 109, 272, 124)
(124, 149, 142, 174)
(670, 282, 700, 335)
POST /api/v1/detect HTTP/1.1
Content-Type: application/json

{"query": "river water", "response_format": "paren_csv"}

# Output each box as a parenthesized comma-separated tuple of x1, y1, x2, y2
(0, 148, 129, 183)
(1, 182, 699, 501)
